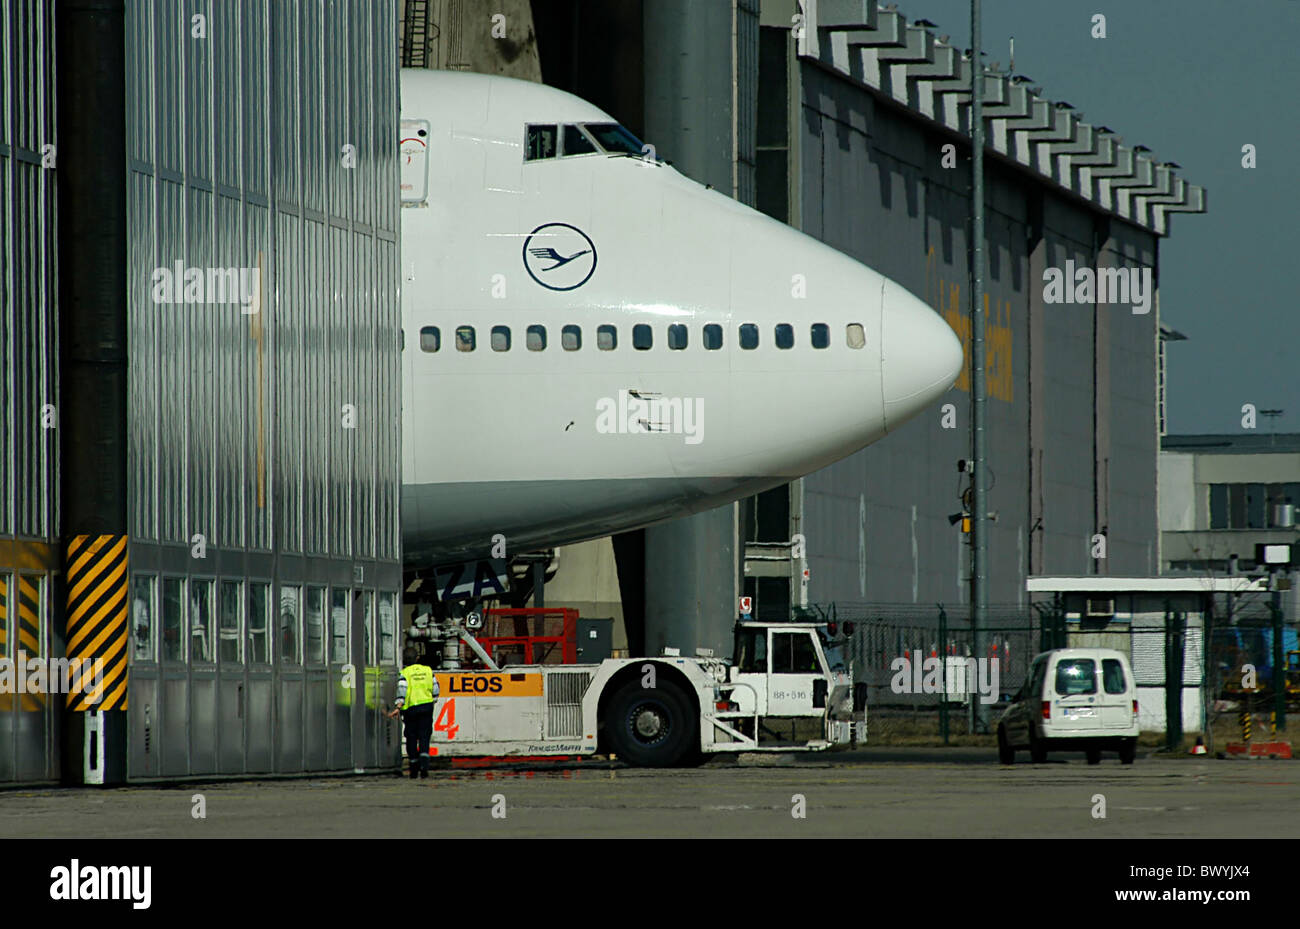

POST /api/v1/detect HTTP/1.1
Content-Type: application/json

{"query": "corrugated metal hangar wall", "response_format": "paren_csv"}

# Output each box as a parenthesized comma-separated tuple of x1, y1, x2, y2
(123, 0, 403, 781)
(796, 61, 1160, 608)
(0, 0, 404, 785)
(0, 0, 60, 783)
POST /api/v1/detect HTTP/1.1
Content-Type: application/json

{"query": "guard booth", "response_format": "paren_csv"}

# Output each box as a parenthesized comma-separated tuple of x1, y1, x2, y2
(1027, 576, 1270, 744)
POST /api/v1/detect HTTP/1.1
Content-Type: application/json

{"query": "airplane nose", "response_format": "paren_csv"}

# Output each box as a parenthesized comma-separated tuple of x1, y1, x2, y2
(880, 280, 964, 431)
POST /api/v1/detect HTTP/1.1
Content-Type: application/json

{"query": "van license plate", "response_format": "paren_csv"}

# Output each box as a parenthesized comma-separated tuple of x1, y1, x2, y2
(1065, 707, 1096, 719)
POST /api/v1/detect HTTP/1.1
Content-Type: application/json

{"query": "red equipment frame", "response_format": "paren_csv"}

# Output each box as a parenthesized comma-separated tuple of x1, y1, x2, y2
(477, 608, 579, 666)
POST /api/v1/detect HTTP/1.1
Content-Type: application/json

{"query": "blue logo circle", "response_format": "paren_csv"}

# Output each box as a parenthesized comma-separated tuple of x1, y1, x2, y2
(522, 223, 597, 291)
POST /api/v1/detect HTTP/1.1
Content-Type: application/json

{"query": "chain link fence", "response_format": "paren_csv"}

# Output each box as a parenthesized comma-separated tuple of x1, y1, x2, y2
(802, 598, 1298, 749)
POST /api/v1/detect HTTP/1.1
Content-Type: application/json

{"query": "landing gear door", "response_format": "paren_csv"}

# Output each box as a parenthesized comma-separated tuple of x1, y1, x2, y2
(768, 630, 824, 717)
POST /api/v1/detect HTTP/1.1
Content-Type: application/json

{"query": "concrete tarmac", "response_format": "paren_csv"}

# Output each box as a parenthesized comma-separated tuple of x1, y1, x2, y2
(1, 748, 1295, 838)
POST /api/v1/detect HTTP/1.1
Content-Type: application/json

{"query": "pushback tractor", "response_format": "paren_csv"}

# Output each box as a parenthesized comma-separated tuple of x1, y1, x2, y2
(398, 611, 866, 767)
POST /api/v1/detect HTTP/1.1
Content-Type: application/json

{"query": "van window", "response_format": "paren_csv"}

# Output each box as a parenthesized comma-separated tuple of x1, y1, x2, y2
(1055, 658, 1097, 696)
(1102, 658, 1127, 694)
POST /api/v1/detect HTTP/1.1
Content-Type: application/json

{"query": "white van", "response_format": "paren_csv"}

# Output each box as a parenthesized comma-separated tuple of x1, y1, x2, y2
(996, 648, 1140, 765)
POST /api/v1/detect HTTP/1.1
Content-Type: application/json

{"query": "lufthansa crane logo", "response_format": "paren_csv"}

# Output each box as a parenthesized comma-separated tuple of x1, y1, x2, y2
(522, 222, 597, 291)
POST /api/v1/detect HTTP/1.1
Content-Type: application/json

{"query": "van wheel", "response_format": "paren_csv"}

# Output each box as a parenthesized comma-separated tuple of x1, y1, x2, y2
(1086, 747, 1101, 765)
(1119, 738, 1137, 765)
(1029, 731, 1047, 764)
(997, 727, 1014, 764)
(606, 678, 697, 768)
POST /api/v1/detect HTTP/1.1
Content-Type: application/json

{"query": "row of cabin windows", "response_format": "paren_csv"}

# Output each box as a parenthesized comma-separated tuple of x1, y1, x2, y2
(417, 322, 868, 354)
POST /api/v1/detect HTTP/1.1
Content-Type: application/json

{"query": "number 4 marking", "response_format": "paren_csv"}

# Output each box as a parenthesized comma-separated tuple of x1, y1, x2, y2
(434, 699, 459, 739)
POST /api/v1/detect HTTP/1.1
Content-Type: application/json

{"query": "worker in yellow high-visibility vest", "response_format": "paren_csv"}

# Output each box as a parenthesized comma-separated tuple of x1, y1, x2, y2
(386, 646, 439, 779)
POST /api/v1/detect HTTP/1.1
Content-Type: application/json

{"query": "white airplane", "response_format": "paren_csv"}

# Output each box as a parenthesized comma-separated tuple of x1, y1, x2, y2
(398, 69, 962, 573)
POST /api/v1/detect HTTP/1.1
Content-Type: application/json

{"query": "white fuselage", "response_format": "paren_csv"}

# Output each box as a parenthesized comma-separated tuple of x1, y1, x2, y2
(399, 69, 962, 565)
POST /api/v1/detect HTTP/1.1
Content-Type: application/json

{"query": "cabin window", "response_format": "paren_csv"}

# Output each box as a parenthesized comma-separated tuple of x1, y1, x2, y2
(739, 323, 759, 350)
(597, 325, 617, 350)
(527, 325, 547, 351)
(632, 324, 652, 350)
(456, 325, 476, 352)
(563, 124, 597, 156)
(703, 324, 723, 350)
(811, 323, 829, 349)
(668, 324, 688, 350)
(491, 326, 511, 352)
(775, 324, 794, 349)
(525, 124, 557, 161)
(562, 325, 581, 351)
(419, 326, 440, 353)
(846, 323, 866, 349)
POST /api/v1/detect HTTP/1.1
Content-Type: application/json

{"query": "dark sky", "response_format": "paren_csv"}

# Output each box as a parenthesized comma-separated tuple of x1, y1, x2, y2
(903, 0, 1300, 434)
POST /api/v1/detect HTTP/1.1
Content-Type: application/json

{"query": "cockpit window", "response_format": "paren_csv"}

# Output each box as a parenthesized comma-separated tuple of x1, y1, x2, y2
(563, 124, 597, 156)
(584, 122, 649, 158)
(525, 124, 558, 161)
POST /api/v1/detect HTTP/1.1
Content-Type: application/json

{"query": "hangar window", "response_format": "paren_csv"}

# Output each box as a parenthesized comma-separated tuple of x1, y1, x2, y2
(811, 323, 829, 349)
(455, 325, 476, 352)
(739, 323, 759, 350)
(668, 324, 688, 350)
(491, 325, 511, 352)
(280, 585, 301, 665)
(304, 586, 325, 665)
(248, 582, 271, 664)
(527, 325, 547, 351)
(597, 325, 617, 350)
(632, 324, 652, 350)
(189, 579, 214, 663)
(219, 580, 242, 664)
(703, 324, 722, 350)
(161, 577, 185, 663)
(775, 324, 794, 349)
(563, 124, 597, 156)
(131, 574, 156, 662)
(378, 593, 398, 664)
(846, 323, 866, 349)
(330, 589, 349, 664)
(562, 324, 582, 350)
(419, 326, 440, 353)
(525, 124, 557, 161)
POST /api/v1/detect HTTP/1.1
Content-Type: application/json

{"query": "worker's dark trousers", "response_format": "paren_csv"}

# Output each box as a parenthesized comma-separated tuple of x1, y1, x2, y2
(403, 703, 435, 776)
